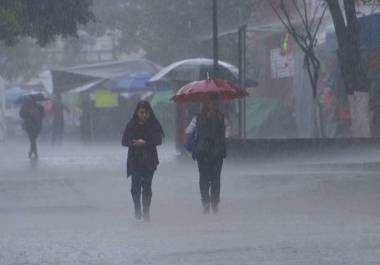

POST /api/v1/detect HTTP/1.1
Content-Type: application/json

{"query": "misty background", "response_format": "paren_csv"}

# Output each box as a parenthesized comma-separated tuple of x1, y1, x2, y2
(1, 1, 380, 264)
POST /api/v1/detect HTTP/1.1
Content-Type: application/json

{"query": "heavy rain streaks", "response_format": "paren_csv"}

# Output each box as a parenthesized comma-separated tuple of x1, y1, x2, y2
(1, 0, 380, 264)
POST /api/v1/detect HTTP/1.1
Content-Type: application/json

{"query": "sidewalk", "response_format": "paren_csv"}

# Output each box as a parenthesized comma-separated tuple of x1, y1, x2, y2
(0, 139, 380, 264)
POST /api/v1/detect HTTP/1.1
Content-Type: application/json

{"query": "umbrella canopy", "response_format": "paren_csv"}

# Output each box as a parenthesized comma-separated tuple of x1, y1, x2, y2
(147, 58, 258, 90)
(111, 72, 155, 93)
(5, 86, 49, 105)
(171, 79, 249, 104)
(5, 87, 29, 103)
(17, 92, 48, 104)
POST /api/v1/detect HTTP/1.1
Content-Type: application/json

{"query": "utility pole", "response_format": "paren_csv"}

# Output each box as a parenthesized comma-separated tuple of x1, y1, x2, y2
(238, 25, 247, 138)
(212, 0, 219, 79)
(0, 77, 6, 141)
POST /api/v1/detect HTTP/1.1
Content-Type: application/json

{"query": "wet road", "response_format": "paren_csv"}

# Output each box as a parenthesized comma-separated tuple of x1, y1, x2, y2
(1, 139, 380, 264)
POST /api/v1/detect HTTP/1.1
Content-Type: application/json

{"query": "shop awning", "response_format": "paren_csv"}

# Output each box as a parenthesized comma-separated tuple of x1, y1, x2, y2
(51, 58, 160, 94)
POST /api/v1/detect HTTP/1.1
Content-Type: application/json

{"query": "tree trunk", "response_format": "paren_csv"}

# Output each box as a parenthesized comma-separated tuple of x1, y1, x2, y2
(325, 0, 371, 137)
(306, 54, 324, 137)
(348, 92, 371, 137)
(0, 78, 6, 141)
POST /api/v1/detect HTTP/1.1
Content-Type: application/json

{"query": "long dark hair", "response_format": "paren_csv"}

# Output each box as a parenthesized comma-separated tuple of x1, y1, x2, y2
(200, 92, 222, 118)
(129, 100, 164, 135)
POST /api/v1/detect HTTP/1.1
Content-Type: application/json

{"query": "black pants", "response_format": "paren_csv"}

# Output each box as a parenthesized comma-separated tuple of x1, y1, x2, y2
(197, 156, 223, 210)
(131, 170, 154, 216)
(25, 127, 41, 157)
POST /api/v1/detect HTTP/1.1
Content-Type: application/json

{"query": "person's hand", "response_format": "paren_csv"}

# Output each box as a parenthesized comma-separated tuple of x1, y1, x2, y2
(132, 139, 146, 146)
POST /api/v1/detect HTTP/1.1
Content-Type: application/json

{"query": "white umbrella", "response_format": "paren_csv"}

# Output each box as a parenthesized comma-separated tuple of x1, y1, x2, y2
(147, 58, 257, 90)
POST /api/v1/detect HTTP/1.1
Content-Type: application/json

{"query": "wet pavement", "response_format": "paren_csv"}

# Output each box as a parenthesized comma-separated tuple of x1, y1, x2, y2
(1, 138, 380, 264)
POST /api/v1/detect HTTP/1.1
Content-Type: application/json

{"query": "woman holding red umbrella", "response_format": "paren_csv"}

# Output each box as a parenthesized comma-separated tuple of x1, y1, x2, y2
(186, 93, 226, 214)
(175, 78, 249, 214)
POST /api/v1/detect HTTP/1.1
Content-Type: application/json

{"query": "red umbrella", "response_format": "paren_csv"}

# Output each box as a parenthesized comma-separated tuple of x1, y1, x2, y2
(171, 79, 249, 104)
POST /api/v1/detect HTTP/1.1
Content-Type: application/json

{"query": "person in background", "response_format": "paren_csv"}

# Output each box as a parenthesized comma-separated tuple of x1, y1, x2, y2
(19, 97, 45, 159)
(51, 94, 70, 144)
(122, 101, 164, 222)
(186, 93, 227, 214)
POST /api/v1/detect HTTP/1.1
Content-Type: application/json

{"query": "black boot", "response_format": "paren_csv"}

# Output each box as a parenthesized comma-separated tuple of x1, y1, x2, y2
(203, 203, 210, 214)
(142, 193, 152, 222)
(211, 203, 218, 214)
(134, 208, 142, 220)
(132, 193, 142, 220)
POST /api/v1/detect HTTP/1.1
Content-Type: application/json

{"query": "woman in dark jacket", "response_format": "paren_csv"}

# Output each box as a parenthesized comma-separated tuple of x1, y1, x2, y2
(189, 94, 226, 214)
(122, 101, 164, 221)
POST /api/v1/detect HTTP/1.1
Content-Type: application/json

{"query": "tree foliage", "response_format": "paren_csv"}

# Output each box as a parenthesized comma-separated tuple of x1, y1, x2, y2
(267, 0, 328, 137)
(90, 0, 259, 64)
(267, 0, 327, 97)
(0, 0, 94, 46)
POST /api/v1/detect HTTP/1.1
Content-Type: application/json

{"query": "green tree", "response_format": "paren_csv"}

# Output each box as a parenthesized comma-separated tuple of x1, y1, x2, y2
(324, 0, 380, 136)
(90, 0, 259, 64)
(0, 0, 94, 81)
(0, 0, 94, 46)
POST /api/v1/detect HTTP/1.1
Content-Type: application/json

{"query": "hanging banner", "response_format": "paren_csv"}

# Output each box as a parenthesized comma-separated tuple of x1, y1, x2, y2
(270, 48, 295, 79)
(95, 90, 119, 108)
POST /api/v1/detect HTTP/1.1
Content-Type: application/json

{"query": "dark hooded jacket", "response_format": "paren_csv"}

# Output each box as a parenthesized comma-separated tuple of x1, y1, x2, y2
(122, 102, 164, 176)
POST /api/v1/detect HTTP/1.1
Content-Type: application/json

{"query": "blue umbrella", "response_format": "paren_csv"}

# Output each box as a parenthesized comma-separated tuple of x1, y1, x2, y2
(111, 72, 155, 93)
(5, 87, 29, 103)
(17, 92, 48, 104)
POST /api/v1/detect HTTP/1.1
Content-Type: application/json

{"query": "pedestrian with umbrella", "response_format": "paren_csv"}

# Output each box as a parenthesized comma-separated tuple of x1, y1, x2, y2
(122, 101, 164, 222)
(176, 79, 249, 214)
(19, 95, 45, 159)
(147, 58, 257, 152)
